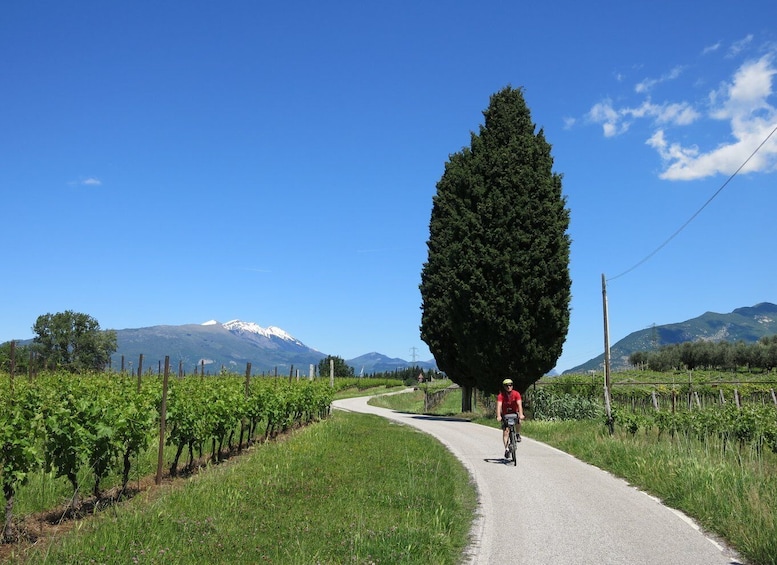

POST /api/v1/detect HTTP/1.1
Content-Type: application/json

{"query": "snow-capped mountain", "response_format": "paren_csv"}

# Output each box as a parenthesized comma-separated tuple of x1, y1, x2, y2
(107, 319, 432, 375)
(111, 320, 325, 373)
(219, 320, 307, 347)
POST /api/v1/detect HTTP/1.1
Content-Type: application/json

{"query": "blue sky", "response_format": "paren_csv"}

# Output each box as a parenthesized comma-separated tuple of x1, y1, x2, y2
(2, 1, 776, 373)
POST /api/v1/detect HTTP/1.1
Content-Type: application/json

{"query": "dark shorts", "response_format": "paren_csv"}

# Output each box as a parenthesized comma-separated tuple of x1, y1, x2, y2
(501, 416, 518, 430)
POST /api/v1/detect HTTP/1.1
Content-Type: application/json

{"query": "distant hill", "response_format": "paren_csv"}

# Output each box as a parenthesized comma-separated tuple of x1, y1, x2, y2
(564, 302, 777, 374)
(347, 352, 437, 375)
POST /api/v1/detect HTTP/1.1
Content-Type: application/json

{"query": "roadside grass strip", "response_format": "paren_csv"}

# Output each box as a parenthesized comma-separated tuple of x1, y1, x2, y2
(13, 412, 476, 565)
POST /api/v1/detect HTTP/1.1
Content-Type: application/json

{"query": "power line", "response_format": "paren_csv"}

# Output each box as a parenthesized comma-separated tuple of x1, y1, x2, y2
(608, 123, 777, 282)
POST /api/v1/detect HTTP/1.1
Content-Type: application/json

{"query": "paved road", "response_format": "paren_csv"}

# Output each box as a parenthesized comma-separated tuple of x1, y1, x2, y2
(333, 394, 744, 565)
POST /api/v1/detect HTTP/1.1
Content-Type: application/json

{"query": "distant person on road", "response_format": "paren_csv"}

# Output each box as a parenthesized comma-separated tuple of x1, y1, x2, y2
(496, 378, 525, 459)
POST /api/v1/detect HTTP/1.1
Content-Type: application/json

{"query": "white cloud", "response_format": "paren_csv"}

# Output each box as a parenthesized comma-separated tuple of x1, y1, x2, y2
(656, 102, 700, 125)
(588, 99, 629, 137)
(588, 43, 777, 182)
(68, 177, 103, 187)
(658, 54, 777, 180)
(587, 98, 699, 137)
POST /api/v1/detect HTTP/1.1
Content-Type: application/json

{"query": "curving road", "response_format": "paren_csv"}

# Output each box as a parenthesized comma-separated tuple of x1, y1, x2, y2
(333, 394, 744, 565)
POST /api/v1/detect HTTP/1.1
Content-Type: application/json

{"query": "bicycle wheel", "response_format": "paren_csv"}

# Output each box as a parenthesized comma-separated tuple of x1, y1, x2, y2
(509, 428, 517, 466)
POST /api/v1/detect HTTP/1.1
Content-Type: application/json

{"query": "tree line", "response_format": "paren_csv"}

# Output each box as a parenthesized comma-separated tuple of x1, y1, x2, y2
(1, 311, 116, 374)
(629, 336, 777, 372)
(316, 355, 443, 385)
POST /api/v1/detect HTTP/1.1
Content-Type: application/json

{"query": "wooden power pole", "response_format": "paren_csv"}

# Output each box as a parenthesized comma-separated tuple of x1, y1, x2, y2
(602, 274, 614, 434)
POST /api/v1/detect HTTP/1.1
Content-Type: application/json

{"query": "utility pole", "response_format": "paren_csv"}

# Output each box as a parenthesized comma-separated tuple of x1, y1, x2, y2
(409, 347, 418, 363)
(602, 274, 614, 434)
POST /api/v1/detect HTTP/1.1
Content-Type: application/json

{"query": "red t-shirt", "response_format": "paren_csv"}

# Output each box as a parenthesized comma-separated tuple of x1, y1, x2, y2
(497, 389, 522, 414)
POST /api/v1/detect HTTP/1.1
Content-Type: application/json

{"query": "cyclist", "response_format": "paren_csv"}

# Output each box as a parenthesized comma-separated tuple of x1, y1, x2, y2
(496, 378, 525, 459)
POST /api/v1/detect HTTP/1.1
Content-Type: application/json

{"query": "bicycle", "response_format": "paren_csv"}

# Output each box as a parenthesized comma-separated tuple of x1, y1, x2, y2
(503, 413, 519, 466)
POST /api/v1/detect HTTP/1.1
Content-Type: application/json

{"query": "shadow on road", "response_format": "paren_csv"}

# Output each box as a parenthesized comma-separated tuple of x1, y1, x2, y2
(483, 458, 515, 465)
(407, 414, 473, 422)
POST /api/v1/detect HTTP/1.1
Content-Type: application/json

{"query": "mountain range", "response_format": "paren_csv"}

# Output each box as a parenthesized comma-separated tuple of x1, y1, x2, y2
(109, 320, 437, 375)
(9, 303, 775, 376)
(564, 302, 777, 374)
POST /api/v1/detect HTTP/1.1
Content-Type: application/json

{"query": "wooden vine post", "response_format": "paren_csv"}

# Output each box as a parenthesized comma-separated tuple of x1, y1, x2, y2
(7, 341, 14, 408)
(156, 356, 170, 485)
(241, 362, 251, 451)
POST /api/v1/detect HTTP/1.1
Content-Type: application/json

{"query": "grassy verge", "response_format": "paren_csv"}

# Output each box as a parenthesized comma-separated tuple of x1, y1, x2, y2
(368, 382, 466, 417)
(9, 411, 476, 565)
(330, 384, 407, 400)
(369, 388, 427, 413)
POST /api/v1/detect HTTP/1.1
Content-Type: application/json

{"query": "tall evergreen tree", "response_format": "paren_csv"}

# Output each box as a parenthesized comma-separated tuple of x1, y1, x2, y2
(420, 86, 570, 405)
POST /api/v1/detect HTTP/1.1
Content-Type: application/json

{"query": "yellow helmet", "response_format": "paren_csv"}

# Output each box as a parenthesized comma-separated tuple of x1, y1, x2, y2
(502, 379, 513, 386)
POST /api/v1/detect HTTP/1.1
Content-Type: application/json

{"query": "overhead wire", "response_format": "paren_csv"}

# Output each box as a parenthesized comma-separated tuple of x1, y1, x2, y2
(607, 122, 777, 282)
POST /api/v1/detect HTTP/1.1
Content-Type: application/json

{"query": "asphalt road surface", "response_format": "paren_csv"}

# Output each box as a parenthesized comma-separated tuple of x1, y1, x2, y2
(333, 394, 744, 565)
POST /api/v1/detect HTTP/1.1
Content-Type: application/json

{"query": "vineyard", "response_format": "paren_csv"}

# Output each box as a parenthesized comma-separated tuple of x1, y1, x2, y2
(526, 370, 777, 459)
(0, 370, 404, 544)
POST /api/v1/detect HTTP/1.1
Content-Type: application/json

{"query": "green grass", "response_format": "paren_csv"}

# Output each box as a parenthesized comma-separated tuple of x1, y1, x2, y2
(368, 381, 465, 417)
(329, 384, 407, 400)
(9, 411, 476, 565)
(369, 389, 426, 413)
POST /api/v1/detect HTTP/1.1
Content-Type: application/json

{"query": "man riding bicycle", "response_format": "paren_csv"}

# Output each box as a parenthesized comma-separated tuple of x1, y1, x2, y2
(496, 378, 525, 459)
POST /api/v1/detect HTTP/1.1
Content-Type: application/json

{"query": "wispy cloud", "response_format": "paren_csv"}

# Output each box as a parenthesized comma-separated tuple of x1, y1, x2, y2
(68, 177, 102, 186)
(587, 98, 700, 137)
(587, 39, 777, 181)
(702, 42, 722, 55)
(635, 66, 684, 94)
(242, 267, 273, 273)
(728, 34, 754, 58)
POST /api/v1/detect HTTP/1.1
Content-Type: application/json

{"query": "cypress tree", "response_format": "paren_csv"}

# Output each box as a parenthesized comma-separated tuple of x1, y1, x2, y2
(420, 86, 570, 403)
